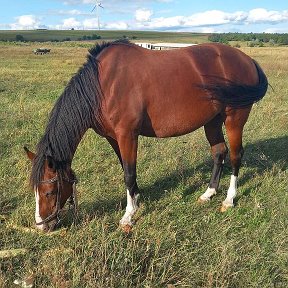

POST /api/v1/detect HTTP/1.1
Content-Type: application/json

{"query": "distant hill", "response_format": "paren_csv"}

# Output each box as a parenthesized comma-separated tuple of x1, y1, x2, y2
(0, 30, 209, 44)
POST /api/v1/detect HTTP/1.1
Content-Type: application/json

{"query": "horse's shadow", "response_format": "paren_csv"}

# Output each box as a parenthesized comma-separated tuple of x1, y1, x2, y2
(236, 135, 287, 197)
(78, 136, 288, 221)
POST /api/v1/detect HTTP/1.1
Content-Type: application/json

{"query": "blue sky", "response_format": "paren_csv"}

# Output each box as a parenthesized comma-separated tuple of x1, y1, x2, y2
(0, 0, 287, 32)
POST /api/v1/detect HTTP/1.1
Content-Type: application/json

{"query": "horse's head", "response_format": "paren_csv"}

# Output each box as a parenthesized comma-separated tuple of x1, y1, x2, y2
(24, 147, 77, 232)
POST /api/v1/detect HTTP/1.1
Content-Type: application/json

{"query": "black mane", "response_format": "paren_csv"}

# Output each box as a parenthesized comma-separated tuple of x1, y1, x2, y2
(31, 39, 131, 187)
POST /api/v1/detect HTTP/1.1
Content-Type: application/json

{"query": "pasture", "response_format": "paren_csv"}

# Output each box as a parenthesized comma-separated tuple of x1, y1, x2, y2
(0, 41, 287, 287)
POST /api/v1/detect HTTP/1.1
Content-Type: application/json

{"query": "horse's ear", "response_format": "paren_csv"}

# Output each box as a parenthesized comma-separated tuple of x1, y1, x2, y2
(24, 147, 35, 160)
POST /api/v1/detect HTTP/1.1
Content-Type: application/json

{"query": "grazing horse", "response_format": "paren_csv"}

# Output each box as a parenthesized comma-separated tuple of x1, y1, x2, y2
(25, 40, 268, 232)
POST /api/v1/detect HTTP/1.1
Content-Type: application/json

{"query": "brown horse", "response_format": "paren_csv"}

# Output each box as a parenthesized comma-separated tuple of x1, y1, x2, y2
(25, 40, 268, 232)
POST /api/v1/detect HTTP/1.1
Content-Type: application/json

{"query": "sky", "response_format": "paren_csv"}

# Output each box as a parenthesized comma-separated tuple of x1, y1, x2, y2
(0, 0, 287, 33)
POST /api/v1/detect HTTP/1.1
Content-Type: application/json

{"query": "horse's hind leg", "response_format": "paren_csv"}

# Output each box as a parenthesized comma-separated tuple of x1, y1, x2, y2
(220, 107, 252, 212)
(199, 114, 228, 203)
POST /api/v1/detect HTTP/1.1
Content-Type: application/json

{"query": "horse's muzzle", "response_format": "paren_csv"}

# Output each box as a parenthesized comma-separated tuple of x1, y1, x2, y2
(35, 218, 58, 232)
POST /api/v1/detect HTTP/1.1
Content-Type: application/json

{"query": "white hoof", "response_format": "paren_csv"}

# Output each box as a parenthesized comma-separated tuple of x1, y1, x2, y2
(198, 187, 216, 203)
(220, 201, 234, 212)
(197, 195, 211, 204)
(119, 216, 134, 233)
(120, 191, 139, 228)
(119, 217, 134, 227)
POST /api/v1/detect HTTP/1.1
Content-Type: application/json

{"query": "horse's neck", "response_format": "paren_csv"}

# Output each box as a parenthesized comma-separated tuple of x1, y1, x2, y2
(41, 58, 103, 162)
(63, 128, 88, 160)
(42, 114, 90, 164)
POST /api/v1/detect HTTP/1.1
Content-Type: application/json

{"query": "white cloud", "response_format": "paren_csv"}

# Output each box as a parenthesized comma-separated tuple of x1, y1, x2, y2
(225, 11, 247, 24)
(57, 9, 84, 15)
(9, 15, 41, 30)
(264, 27, 288, 33)
(185, 10, 230, 26)
(57, 18, 129, 30)
(82, 18, 99, 29)
(136, 11, 221, 29)
(198, 27, 217, 33)
(105, 21, 129, 30)
(135, 9, 153, 22)
(18, 15, 37, 27)
(140, 15, 183, 28)
(56, 17, 81, 29)
(135, 8, 288, 30)
(247, 8, 288, 24)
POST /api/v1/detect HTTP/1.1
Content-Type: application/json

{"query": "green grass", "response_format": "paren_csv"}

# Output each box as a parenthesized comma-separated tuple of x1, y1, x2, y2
(0, 42, 287, 287)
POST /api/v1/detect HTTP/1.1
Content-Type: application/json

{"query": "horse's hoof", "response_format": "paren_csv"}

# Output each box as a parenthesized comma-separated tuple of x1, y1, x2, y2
(220, 202, 234, 212)
(121, 224, 133, 234)
(197, 196, 210, 204)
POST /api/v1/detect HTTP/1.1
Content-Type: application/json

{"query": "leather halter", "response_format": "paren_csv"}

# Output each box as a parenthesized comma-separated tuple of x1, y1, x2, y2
(35, 174, 78, 226)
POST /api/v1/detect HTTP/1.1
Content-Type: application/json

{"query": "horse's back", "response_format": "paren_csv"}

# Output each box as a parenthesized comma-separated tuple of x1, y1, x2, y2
(98, 42, 259, 138)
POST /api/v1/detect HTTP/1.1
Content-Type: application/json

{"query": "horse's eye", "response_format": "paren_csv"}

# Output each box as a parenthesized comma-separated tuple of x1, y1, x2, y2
(45, 190, 55, 197)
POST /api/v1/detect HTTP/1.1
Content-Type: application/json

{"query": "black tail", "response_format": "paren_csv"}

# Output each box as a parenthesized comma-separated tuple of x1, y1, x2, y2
(202, 60, 268, 108)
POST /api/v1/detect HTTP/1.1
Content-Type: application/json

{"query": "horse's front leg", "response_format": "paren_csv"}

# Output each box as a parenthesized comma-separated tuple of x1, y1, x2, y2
(117, 133, 140, 228)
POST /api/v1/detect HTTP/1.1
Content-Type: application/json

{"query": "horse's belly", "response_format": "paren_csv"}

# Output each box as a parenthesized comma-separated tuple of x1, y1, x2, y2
(140, 122, 203, 138)
(140, 105, 218, 138)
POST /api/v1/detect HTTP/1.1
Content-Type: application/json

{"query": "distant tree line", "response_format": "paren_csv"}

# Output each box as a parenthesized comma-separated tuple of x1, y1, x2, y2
(11, 34, 139, 43)
(77, 34, 102, 41)
(16, 34, 25, 42)
(208, 33, 288, 46)
(12, 34, 103, 42)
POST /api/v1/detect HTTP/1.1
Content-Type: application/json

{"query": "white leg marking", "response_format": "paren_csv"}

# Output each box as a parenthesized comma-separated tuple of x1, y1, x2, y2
(119, 190, 139, 226)
(34, 188, 44, 230)
(199, 187, 217, 202)
(222, 175, 237, 208)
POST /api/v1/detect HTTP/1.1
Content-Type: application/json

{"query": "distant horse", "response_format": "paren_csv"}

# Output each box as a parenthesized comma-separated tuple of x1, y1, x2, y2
(25, 40, 268, 232)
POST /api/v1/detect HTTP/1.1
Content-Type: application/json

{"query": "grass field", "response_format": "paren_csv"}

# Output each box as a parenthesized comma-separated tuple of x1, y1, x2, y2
(0, 40, 287, 287)
(0, 30, 209, 44)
